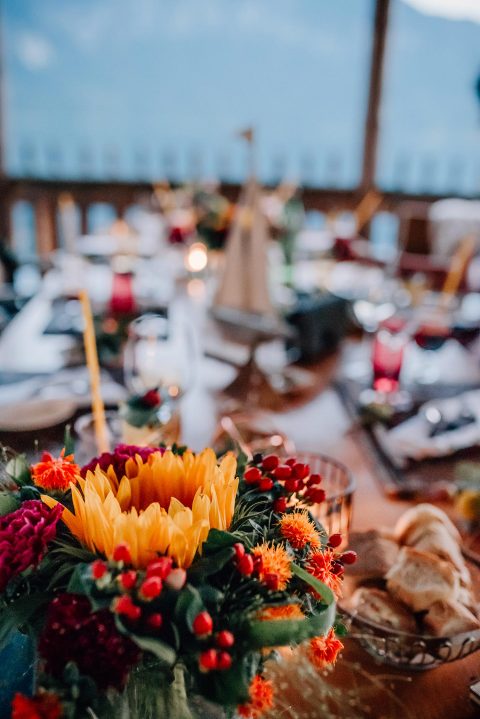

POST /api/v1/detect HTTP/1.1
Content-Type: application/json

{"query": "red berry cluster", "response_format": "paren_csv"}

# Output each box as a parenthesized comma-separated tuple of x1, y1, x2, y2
(142, 389, 162, 408)
(326, 533, 357, 575)
(233, 542, 262, 576)
(91, 544, 187, 630)
(244, 454, 326, 510)
(231, 542, 280, 590)
(193, 611, 235, 673)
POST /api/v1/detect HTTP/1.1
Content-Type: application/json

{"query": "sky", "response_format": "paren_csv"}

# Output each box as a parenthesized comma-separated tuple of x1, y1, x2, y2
(2, 0, 480, 193)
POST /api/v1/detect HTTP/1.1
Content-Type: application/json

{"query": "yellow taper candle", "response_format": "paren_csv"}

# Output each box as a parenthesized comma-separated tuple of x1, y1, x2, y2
(78, 289, 109, 454)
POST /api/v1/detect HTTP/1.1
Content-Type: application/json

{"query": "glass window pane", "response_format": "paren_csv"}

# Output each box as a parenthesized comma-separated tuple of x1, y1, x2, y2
(378, 0, 480, 195)
(3, 0, 373, 187)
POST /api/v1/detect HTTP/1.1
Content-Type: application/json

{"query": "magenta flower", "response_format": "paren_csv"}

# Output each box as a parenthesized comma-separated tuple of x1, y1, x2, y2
(0, 500, 63, 591)
(39, 593, 141, 691)
(80, 443, 164, 478)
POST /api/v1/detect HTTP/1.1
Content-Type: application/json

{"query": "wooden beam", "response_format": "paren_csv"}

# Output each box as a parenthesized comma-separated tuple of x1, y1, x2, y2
(361, 0, 391, 192)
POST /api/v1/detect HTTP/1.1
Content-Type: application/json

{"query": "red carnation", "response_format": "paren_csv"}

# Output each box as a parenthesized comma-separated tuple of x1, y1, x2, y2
(0, 500, 63, 592)
(39, 594, 140, 691)
(81, 444, 164, 478)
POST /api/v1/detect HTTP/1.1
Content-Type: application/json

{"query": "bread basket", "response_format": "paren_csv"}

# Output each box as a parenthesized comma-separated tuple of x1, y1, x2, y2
(339, 605, 480, 670)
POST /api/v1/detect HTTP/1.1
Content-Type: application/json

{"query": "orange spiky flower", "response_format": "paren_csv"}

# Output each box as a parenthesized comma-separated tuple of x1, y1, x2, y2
(31, 449, 80, 492)
(237, 675, 274, 718)
(252, 543, 292, 591)
(279, 510, 321, 550)
(308, 629, 344, 669)
(257, 604, 304, 622)
(306, 548, 343, 598)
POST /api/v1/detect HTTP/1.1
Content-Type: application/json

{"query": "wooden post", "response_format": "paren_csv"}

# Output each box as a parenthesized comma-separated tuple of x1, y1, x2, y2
(360, 0, 391, 194)
(35, 195, 56, 255)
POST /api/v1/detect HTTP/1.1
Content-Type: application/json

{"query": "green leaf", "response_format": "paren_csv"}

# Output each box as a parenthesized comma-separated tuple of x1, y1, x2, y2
(0, 492, 19, 516)
(207, 652, 259, 706)
(0, 592, 51, 648)
(291, 562, 335, 606)
(245, 602, 336, 648)
(333, 620, 348, 637)
(19, 485, 41, 501)
(202, 529, 239, 555)
(6, 455, 31, 487)
(127, 633, 177, 668)
(187, 547, 234, 582)
(198, 585, 224, 607)
(63, 425, 75, 457)
(174, 585, 204, 631)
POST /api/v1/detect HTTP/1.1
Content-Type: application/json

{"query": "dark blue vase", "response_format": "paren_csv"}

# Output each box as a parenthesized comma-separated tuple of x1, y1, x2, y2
(0, 632, 35, 717)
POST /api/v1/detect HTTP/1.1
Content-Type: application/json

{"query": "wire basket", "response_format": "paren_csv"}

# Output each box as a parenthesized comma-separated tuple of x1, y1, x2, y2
(296, 453, 355, 544)
(340, 607, 480, 670)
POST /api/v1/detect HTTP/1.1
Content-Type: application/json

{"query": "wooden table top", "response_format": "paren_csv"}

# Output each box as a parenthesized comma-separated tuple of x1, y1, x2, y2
(0, 290, 479, 719)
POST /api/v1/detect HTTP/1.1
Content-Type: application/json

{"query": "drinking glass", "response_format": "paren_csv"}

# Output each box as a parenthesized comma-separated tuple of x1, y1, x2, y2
(360, 319, 411, 409)
(372, 323, 407, 393)
(123, 313, 196, 402)
(411, 300, 453, 385)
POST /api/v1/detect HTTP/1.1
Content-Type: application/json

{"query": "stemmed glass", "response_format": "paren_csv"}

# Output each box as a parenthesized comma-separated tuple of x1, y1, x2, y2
(123, 313, 196, 402)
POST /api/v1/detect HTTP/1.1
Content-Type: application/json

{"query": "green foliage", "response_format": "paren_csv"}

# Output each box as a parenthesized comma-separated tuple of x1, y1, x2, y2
(174, 585, 205, 632)
(0, 491, 19, 516)
(5, 454, 31, 487)
(291, 562, 335, 606)
(245, 603, 336, 648)
(120, 397, 160, 429)
(0, 592, 51, 647)
(125, 631, 177, 669)
(63, 425, 75, 456)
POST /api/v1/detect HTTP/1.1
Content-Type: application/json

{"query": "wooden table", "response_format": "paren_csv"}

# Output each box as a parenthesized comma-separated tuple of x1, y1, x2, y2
(0, 290, 478, 719)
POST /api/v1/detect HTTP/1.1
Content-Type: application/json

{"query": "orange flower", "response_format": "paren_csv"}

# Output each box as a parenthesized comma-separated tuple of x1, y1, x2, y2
(279, 511, 321, 550)
(306, 548, 343, 598)
(31, 449, 80, 492)
(258, 604, 304, 621)
(308, 629, 343, 669)
(252, 542, 292, 590)
(237, 675, 274, 718)
(12, 692, 63, 719)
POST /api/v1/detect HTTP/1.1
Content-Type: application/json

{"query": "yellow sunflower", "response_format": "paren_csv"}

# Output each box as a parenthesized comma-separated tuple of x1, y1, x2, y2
(42, 448, 238, 568)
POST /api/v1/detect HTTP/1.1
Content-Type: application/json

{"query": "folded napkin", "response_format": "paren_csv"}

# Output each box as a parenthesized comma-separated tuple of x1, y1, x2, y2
(375, 390, 480, 466)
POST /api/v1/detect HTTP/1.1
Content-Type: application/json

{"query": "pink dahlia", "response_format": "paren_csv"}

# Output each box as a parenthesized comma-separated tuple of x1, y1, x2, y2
(0, 500, 63, 591)
(39, 594, 141, 691)
(81, 443, 163, 478)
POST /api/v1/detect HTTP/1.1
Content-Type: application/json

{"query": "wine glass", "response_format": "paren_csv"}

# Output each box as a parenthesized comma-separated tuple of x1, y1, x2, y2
(123, 313, 196, 402)
(411, 300, 453, 385)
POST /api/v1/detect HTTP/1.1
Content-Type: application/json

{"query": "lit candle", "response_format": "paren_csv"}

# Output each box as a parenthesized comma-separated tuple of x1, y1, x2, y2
(185, 242, 208, 273)
(78, 289, 109, 453)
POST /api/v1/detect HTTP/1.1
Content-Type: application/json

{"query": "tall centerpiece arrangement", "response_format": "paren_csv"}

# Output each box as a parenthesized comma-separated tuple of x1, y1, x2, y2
(0, 443, 354, 719)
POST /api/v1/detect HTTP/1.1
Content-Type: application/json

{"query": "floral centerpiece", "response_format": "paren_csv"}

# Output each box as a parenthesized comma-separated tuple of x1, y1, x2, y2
(0, 443, 355, 719)
(119, 389, 180, 447)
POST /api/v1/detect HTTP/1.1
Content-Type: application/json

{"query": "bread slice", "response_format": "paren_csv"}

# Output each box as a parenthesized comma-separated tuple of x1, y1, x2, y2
(349, 587, 417, 633)
(347, 530, 400, 579)
(394, 504, 461, 545)
(408, 525, 471, 588)
(423, 599, 480, 637)
(386, 547, 459, 612)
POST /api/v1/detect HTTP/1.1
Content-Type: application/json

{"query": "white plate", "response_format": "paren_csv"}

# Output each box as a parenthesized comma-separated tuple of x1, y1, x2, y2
(0, 398, 76, 431)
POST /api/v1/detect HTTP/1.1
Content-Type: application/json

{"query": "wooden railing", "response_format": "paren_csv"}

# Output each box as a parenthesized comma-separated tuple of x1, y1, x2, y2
(0, 174, 471, 258)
